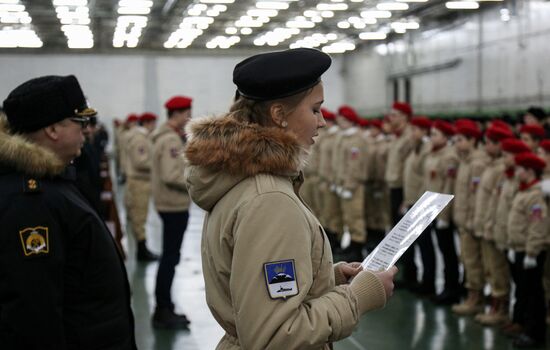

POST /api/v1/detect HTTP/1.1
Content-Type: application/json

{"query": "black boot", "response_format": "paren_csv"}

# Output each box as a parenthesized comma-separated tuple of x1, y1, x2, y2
(137, 240, 159, 262)
(152, 307, 190, 330)
(338, 241, 364, 262)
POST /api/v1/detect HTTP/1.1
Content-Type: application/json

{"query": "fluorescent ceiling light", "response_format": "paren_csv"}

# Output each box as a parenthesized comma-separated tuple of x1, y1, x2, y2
(247, 9, 277, 17)
(359, 32, 387, 40)
(117, 7, 151, 15)
(119, 0, 152, 7)
(199, 0, 234, 3)
(316, 3, 347, 11)
(361, 10, 391, 18)
(445, 1, 479, 9)
(53, 0, 87, 6)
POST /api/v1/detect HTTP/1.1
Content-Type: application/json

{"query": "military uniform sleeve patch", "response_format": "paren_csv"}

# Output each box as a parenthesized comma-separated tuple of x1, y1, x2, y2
(530, 204, 543, 221)
(19, 226, 50, 257)
(170, 147, 180, 158)
(447, 166, 457, 178)
(264, 260, 299, 300)
(350, 147, 360, 160)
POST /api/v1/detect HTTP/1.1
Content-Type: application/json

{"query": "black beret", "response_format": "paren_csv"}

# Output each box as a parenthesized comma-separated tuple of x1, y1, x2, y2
(3, 75, 90, 133)
(233, 48, 331, 101)
(527, 106, 546, 121)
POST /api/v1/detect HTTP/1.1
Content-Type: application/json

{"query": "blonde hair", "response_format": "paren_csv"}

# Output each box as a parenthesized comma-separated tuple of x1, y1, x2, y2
(229, 87, 314, 126)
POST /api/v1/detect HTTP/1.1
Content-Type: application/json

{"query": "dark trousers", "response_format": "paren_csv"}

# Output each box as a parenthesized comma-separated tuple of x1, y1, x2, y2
(510, 251, 547, 341)
(155, 211, 189, 310)
(416, 225, 436, 291)
(390, 188, 417, 284)
(433, 223, 460, 292)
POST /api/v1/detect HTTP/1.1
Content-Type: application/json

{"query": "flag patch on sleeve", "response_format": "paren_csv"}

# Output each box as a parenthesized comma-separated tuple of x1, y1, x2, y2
(264, 260, 299, 299)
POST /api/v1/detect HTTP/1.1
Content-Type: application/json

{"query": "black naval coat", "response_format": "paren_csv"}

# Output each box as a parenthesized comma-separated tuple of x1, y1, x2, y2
(0, 120, 137, 350)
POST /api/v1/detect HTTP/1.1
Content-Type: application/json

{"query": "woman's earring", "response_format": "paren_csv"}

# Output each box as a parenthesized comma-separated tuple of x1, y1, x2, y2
(281, 121, 288, 128)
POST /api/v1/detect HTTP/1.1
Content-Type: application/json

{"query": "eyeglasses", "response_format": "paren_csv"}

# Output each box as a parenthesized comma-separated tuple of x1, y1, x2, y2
(70, 116, 91, 128)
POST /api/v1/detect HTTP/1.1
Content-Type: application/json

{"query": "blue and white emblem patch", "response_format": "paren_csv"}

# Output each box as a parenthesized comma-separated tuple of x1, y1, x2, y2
(264, 260, 299, 299)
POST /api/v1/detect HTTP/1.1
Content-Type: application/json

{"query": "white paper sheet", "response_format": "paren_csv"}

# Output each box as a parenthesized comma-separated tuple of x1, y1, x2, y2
(362, 191, 454, 271)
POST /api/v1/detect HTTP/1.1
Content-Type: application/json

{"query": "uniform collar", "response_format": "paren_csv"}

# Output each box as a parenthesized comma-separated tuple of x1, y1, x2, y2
(519, 179, 539, 191)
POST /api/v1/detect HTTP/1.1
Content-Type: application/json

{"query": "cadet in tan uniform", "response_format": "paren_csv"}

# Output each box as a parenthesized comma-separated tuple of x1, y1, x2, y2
(335, 106, 369, 262)
(184, 48, 396, 350)
(451, 120, 487, 315)
(119, 114, 139, 183)
(150, 96, 193, 329)
(403, 117, 432, 295)
(506, 153, 548, 348)
(422, 120, 460, 304)
(317, 109, 343, 251)
(519, 124, 545, 151)
(385, 102, 416, 287)
(124, 112, 158, 261)
(538, 140, 550, 325)
(475, 139, 530, 326)
(364, 119, 391, 237)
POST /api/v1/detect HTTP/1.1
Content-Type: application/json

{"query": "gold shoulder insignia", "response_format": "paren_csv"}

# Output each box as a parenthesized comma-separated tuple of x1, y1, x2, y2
(23, 177, 41, 193)
(19, 226, 50, 256)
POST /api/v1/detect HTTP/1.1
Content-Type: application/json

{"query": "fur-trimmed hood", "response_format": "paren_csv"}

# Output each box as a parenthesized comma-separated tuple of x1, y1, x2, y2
(184, 115, 307, 211)
(0, 116, 65, 177)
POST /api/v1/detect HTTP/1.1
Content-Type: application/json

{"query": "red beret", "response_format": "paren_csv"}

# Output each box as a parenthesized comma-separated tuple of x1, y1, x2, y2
(410, 116, 432, 130)
(140, 112, 158, 122)
(369, 119, 383, 129)
(455, 119, 482, 139)
(338, 105, 359, 123)
(501, 138, 531, 154)
(164, 96, 192, 111)
(520, 124, 545, 138)
(515, 152, 546, 171)
(486, 126, 514, 142)
(357, 118, 370, 127)
(490, 120, 512, 132)
(540, 140, 550, 153)
(433, 120, 455, 136)
(321, 108, 335, 121)
(392, 102, 412, 117)
(126, 114, 139, 123)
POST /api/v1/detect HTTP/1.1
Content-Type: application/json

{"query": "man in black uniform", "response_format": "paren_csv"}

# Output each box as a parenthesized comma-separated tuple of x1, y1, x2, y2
(0, 75, 137, 350)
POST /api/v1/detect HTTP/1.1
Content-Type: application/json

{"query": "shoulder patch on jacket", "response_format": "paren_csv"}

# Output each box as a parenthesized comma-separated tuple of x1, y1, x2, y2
(19, 226, 50, 257)
(530, 204, 543, 221)
(264, 260, 299, 300)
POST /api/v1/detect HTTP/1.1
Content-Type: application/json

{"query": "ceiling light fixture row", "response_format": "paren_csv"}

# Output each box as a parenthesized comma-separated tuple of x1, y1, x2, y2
(113, 0, 153, 48)
(164, 1, 230, 49)
(53, 0, 93, 49)
(0, 0, 42, 48)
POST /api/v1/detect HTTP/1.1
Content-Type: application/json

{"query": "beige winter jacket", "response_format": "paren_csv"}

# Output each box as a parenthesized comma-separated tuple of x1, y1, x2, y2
(494, 172, 518, 250)
(385, 126, 414, 189)
(422, 144, 459, 223)
(507, 182, 548, 256)
(453, 149, 487, 231)
(403, 140, 430, 207)
(184, 116, 387, 350)
(473, 156, 504, 238)
(337, 127, 369, 191)
(318, 125, 339, 183)
(151, 122, 190, 212)
(126, 126, 152, 180)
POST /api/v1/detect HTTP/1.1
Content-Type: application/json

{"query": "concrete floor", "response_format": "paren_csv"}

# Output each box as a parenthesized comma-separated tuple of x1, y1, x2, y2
(118, 192, 550, 350)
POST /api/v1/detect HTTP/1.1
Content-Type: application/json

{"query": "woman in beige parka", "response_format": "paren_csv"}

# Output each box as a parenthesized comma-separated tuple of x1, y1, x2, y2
(183, 48, 397, 350)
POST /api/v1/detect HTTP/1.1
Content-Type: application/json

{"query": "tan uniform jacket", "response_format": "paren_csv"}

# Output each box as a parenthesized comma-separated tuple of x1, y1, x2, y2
(318, 126, 340, 182)
(338, 128, 368, 191)
(403, 140, 430, 207)
(507, 182, 548, 256)
(453, 149, 487, 230)
(151, 122, 190, 212)
(374, 135, 391, 183)
(304, 128, 325, 177)
(331, 132, 346, 186)
(385, 126, 414, 189)
(473, 156, 504, 238)
(119, 128, 133, 176)
(126, 127, 152, 180)
(494, 174, 518, 250)
(483, 166, 506, 241)
(183, 116, 386, 350)
(422, 144, 459, 222)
